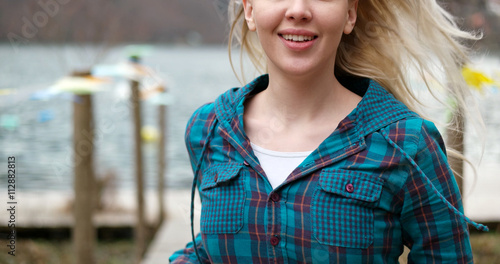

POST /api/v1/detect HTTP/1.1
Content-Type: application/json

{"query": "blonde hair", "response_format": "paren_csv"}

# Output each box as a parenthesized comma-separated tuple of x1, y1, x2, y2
(229, 0, 479, 107)
(228, 0, 483, 180)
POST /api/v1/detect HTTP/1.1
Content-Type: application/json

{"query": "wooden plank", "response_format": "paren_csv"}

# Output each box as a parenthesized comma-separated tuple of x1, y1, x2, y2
(73, 92, 96, 264)
(131, 78, 146, 263)
(157, 103, 167, 226)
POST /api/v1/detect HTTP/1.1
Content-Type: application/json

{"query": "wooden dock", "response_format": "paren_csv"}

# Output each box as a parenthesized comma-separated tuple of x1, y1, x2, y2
(0, 190, 161, 229)
(142, 189, 201, 264)
(463, 164, 500, 222)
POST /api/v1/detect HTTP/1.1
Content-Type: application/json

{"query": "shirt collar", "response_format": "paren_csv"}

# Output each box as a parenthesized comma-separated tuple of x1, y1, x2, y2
(214, 74, 418, 139)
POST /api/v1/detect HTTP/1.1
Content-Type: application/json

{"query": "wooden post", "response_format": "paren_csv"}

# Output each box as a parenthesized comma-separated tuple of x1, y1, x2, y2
(157, 102, 167, 226)
(446, 107, 465, 195)
(73, 80, 96, 264)
(131, 77, 146, 263)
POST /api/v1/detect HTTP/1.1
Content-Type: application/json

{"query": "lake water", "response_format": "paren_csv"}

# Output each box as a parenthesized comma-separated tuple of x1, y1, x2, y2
(0, 43, 246, 190)
(1, 43, 499, 191)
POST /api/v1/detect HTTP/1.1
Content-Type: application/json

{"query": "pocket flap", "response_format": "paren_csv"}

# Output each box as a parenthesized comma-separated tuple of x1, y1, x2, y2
(318, 169, 383, 202)
(201, 163, 244, 190)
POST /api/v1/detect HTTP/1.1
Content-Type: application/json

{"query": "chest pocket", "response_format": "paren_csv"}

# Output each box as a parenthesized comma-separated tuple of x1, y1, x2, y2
(200, 163, 246, 234)
(312, 169, 383, 248)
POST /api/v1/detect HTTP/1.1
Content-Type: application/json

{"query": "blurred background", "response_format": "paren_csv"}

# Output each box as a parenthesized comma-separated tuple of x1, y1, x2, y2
(0, 0, 499, 263)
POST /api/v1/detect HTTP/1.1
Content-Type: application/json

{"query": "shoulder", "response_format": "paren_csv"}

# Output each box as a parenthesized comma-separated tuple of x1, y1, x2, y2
(184, 102, 219, 172)
(351, 78, 419, 137)
(185, 74, 269, 143)
(184, 85, 244, 164)
(380, 117, 445, 159)
(185, 102, 217, 151)
(352, 78, 444, 157)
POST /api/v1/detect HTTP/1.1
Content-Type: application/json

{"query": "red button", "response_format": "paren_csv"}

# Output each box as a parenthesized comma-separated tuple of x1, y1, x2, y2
(345, 183, 354, 193)
(214, 173, 218, 182)
(270, 193, 280, 202)
(270, 236, 280, 246)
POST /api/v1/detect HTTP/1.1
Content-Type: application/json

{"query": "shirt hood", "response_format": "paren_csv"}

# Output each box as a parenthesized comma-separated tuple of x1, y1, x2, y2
(213, 74, 419, 138)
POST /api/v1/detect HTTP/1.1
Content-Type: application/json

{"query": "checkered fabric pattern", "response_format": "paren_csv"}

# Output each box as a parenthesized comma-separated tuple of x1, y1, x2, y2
(200, 163, 246, 234)
(170, 75, 487, 264)
(312, 169, 384, 248)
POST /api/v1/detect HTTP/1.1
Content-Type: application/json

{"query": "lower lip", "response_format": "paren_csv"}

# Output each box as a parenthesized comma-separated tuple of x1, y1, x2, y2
(279, 35, 316, 51)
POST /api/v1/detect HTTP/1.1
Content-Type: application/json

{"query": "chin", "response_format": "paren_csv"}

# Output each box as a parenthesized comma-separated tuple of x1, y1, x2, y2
(281, 62, 328, 78)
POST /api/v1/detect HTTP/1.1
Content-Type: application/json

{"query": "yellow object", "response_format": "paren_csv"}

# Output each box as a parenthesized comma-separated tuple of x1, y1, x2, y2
(0, 89, 14, 96)
(141, 126, 160, 143)
(52, 76, 110, 95)
(462, 66, 498, 92)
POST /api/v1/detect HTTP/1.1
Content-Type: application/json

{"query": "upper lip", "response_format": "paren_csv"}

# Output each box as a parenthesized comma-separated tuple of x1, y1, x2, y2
(277, 29, 317, 37)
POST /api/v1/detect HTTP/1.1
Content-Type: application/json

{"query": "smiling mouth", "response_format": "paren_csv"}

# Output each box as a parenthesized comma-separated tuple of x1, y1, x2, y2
(279, 34, 318, 42)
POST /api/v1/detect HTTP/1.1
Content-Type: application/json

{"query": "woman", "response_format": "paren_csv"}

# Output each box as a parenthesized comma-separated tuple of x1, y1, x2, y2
(170, 0, 488, 263)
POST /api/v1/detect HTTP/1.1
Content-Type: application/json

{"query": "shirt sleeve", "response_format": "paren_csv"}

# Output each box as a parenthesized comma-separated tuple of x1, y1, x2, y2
(400, 120, 474, 263)
(169, 233, 210, 263)
(169, 104, 216, 263)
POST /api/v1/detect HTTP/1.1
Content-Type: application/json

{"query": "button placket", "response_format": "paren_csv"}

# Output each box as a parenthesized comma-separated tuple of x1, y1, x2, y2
(270, 193, 280, 202)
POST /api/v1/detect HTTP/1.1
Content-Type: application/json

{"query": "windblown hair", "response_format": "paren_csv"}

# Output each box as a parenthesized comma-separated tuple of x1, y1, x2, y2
(228, 0, 483, 178)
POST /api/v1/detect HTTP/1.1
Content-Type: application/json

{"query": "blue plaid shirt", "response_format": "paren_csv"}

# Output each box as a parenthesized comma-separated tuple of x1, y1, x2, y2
(170, 75, 487, 263)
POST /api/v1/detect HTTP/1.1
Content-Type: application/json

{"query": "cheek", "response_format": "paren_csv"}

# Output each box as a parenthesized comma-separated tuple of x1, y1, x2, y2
(253, 8, 283, 33)
(320, 16, 348, 39)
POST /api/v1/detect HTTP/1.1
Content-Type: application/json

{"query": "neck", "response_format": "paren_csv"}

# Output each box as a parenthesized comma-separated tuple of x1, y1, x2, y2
(243, 67, 362, 151)
(261, 67, 346, 123)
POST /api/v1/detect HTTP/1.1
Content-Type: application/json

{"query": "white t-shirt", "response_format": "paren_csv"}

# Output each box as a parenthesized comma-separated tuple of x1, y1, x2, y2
(251, 143, 313, 189)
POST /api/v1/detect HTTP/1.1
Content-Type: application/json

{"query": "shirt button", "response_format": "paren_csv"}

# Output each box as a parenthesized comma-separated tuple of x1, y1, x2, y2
(345, 183, 354, 193)
(270, 193, 280, 202)
(270, 235, 280, 246)
(243, 161, 250, 166)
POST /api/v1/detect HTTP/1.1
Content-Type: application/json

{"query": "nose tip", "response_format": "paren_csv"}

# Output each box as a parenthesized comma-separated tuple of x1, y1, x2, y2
(285, 1, 312, 21)
(288, 13, 311, 21)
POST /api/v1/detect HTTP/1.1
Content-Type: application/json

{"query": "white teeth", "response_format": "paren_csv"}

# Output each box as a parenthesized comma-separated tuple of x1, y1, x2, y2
(282, 34, 314, 42)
